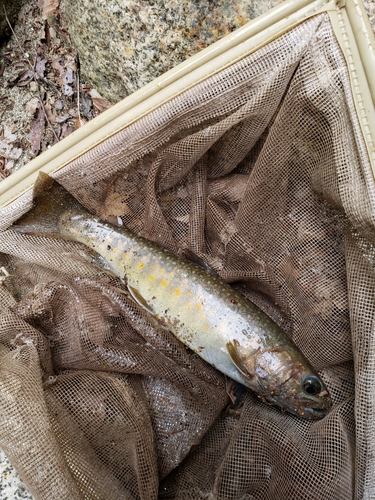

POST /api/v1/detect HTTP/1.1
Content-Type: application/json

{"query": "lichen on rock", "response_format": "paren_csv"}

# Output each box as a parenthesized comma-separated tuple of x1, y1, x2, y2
(61, 0, 285, 103)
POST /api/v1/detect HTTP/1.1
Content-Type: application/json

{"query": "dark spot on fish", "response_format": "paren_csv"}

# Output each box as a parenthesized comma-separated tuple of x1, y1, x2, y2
(231, 298, 237, 304)
(107, 245, 111, 250)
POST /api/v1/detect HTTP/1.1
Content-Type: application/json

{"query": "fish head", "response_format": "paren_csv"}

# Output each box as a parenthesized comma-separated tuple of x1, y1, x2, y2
(227, 341, 332, 419)
(261, 369, 332, 420)
(252, 347, 332, 420)
(274, 369, 332, 420)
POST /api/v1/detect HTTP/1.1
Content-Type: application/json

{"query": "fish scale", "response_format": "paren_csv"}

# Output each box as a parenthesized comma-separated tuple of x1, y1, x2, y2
(65, 215, 261, 380)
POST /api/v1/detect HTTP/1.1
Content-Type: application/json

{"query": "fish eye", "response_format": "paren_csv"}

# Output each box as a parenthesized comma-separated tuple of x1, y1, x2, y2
(302, 376, 322, 396)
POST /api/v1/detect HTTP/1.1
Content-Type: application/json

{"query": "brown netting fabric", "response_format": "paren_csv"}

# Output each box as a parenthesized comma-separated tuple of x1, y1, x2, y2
(1, 12, 373, 499)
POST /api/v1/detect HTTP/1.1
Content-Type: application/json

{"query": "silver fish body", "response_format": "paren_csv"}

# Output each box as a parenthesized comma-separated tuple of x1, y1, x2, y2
(12, 173, 332, 419)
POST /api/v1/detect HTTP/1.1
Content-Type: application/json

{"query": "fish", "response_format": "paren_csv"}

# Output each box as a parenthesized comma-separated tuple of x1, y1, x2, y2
(12, 172, 332, 420)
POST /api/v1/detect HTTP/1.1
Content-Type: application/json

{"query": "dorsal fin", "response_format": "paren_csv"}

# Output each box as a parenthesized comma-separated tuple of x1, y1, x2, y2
(183, 249, 218, 276)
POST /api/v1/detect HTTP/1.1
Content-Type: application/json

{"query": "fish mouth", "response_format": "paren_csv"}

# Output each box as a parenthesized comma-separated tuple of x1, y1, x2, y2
(262, 394, 332, 420)
(288, 405, 330, 420)
(278, 401, 331, 420)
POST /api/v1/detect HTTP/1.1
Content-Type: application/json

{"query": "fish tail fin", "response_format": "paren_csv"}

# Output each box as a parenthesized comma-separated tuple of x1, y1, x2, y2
(12, 172, 85, 239)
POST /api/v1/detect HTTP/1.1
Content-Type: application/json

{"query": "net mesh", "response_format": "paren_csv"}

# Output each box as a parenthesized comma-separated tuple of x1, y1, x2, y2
(0, 13, 372, 498)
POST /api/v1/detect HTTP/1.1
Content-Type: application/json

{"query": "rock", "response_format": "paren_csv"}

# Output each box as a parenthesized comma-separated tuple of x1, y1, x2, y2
(0, 0, 28, 42)
(61, 0, 283, 103)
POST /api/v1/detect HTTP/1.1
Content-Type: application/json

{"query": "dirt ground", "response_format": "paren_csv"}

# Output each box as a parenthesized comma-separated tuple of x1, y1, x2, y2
(0, 0, 113, 181)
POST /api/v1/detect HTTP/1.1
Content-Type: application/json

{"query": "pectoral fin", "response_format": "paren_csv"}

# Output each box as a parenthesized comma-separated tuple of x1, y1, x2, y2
(127, 285, 154, 315)
(227, 340, 254, 379)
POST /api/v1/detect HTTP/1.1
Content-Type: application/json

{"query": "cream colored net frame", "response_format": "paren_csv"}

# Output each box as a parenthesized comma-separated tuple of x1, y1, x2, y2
(328, 0, 375, 167)
(0, 0, 374, 207)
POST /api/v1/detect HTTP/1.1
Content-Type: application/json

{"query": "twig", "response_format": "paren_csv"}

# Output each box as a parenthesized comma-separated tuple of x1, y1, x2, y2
(3, 5, 59, 143)
(40, 76, 60, 89)
(77, 68, 80, 121)
(76, 53, 82, 124)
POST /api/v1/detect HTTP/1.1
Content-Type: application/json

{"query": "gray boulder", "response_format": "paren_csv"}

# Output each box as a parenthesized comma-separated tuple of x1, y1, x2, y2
(62, 0, 281, 103)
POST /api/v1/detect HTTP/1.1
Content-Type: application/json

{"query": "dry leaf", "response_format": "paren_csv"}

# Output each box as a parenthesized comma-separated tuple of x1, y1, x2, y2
(62, 67, 75, 96)
(0, 127, 16, 150)
(30, 103, 45, 155)
(51, 58, 65, 76)
(92, 97, 112, 113)
(0, 158, 7, 179)
(11, 62, 29, 69)
(89, 88, 112, 113)
(54, 99, 63, 110)
(64, 54, 77, 72)
(4, 148, 22, 170)
(38, 0, 59, 20)
(3, 147, 22, 160)
(1, 148, 22, 160)
(0, 125, 22, 171)
(43, 19, 52, 45)
(79, 92, 93, 119)
(44, 102, 56, 124)
(102, 184, 137, 220)
(25, 97, 40, 116)
(60, 123, 75, 140)
(74, 117, 87, 128)
(8, 68, 34, 87)
(88, 89, 102, 99)
(2, 125, 17, 143)
(35, 56, 47, 79)
(55, 114, 71, 123)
